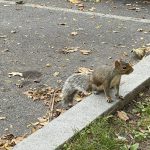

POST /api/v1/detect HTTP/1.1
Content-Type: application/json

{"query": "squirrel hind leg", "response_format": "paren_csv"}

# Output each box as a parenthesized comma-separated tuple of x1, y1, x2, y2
(92, 84, 103, 95)
(61, 90, 77, 108)
(76, 87, 88, 95)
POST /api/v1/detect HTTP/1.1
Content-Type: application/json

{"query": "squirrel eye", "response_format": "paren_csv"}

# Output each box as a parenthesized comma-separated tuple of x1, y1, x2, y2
(122, 66, 127, 70)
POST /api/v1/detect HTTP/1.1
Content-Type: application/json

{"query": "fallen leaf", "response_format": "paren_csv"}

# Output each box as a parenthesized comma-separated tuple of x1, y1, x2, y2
(137, 28, 143, 32)
(96, 25, 102, 29)
(37, 117, 48, 123)
(11, 30, 16, 34)
(128, 7, 140, 11)
(108, 56, 112, 59)
(74, 95, 83, 102)
(56, 109, 63, 113)
(68, 0, 80, 4)
(8, 72, 23, 77)
(89, 7, 96, 12)
(123, 52, 128, 56)
(80, 50, 91, 55)
(24, 87, 61, 103)
(56, 109, 66, 115)
(70, 31, 78, 36)
(57, 80, 62, 83)
(2, 49, 9, 52)
(62, 47, 79, 54)
(53, 72, 60, 77)
(117, 111, 129, 121)
(131, 47, 147, 59)
(2, 134, 14, 140)
(77, 3, 84, 10)
(12, 136, 25, 144)
(0, 35, 7, 38)
(40, 122, 48, 126)
(76, 67, 93, 74)
(31, 122, 39, 126)
(0, 117, 6, 120)
(113, 31, 119, 33)
(46, 64, 51, 67)
(126, 4, 131, 6)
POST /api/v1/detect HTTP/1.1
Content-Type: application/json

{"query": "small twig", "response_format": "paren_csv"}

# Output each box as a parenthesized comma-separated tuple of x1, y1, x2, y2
(48, 92, 56, 121)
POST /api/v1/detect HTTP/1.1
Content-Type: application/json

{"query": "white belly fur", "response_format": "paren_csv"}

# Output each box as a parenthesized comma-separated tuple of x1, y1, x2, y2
(110, 75, 121, 88)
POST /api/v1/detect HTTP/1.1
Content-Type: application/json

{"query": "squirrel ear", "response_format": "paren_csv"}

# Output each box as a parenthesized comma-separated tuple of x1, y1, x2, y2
(115, 60, 120, 67)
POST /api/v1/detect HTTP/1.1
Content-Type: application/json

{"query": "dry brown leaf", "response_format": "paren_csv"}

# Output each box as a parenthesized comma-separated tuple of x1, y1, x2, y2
(70, 31, 78, 36)
(31, 126, 38, 133)
(117, 111, 129, 121)
(37, 117, 48, 123)
(31, 122, 39, 126)
(137, 28, 143, 32)
(56, 109, 63, 113)
(56, 109, 66, 114)
(68, 0, 80, 4)
(62, 47, 79, 54)
(53, 72, 60, 77)
(77, 3, 84, 10)
(2, 134, 15, 141)
(89, 7, 96, 12)
(76, 67, 93, 74)
(0, 134, 27, 150)
(132, 47, 149, 59)
(39, 122, 48, 126)
(8, 72, 23, 77)
(0, 35, 7, 38)
(0, 117, 6, 120)
(80, 50, 91, 55)
(24, 87, 61, 108)
(74, 95, 83, 102)
(46, 64, 51, 67)
(12, 136, 24, 144)
(0, 139, 5, 146)
(123, 52, 128, 57)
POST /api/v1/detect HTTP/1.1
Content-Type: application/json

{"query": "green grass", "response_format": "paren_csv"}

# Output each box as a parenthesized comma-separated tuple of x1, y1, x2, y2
(60, 93, 150, 150)
(62, 117, 125, 150)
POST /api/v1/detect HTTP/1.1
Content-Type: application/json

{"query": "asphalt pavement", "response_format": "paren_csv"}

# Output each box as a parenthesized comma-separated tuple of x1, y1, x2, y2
(0, 0, 150, 136)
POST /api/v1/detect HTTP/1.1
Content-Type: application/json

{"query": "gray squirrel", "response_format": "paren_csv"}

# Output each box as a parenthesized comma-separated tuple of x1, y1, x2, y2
(60, 60, 134, 108)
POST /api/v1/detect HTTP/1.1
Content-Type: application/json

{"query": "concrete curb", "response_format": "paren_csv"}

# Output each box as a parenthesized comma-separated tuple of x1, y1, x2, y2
(13, 56, 150, 150)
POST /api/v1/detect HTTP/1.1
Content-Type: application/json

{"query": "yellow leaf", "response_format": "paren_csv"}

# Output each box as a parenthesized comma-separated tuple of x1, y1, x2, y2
(69, 0, 80, 4)
(74, 95, 83, 102)
(53, 72, 60, 77)
(80, 49, 91, 55)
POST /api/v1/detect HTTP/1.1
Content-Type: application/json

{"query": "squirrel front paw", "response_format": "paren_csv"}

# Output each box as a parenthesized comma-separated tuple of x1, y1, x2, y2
(106, 97, 113, 103)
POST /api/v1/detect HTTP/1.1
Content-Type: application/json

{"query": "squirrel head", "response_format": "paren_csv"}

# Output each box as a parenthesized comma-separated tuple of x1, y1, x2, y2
(115, 60, 134, 75)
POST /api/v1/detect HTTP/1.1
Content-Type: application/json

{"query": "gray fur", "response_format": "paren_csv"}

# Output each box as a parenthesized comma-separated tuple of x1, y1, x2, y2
(61, 73, 91, 108)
